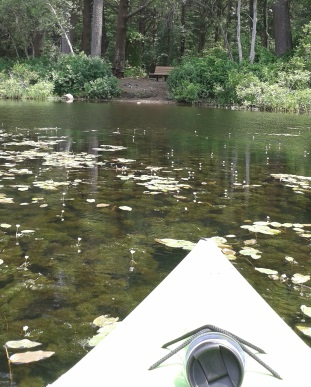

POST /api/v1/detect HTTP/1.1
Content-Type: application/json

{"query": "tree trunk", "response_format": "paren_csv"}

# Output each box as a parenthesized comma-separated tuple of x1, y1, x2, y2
(262, 0, 269, 48)
(272, 0, 292, 56)
(237, 0, 242, 62)
(32, 32, 44, 58)
(179, 0, 187, 60)
(91, 0, 104, 57)
(113, 0, 129, 77)
(197, 3, 208, 53)
(61, 12, 76, 54)
(101, 4, 109, 56)
(113, 0, 154, 77)
(82, 0, 92, 55)
(249, 0, 257, 63)
(48, 1, 75, 55)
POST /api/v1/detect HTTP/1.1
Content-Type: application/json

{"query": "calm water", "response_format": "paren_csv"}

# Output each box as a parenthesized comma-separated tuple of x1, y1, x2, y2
(0, 101, 311, 386)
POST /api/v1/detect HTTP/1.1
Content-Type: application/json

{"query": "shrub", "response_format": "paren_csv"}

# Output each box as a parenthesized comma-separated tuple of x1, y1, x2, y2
(0, 77, 25, 99)
(26, 81, 54, 100)
(84, 77, 120, 99)
(124, 65, 147, 78)
(168, 53, 237, 103)
(51, 53, 114, 96)
(169, 79, 200, 103)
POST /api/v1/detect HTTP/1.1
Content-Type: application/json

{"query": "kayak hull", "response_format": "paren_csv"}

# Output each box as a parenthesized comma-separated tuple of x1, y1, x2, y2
(49, 239, 311, 386)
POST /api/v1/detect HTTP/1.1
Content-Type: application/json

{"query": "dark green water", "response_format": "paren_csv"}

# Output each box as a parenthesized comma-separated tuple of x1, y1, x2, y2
(0, 101, 311, 386)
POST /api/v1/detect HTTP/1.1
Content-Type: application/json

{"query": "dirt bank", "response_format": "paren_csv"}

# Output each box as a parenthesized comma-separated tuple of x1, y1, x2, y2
(117, 77, 174, 103)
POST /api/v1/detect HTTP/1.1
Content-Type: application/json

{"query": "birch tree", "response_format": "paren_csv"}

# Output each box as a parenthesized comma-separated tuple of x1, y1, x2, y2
(249, 0, 257, 63)
(91, 0, 104, 57)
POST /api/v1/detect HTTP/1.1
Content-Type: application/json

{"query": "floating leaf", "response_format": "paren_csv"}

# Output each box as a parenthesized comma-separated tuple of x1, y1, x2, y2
(21, 230, 35, 234)
(239, 247, 262, 259)
(96, 203, 110, 208)
(119, 206, 132, 211)
(244, 239, 257, 246)
(88, 324, 119, 347)
(270, 222, 282, 228)
(291, 273, 310, 284)
(93, 315, 119, 328)
(155, 238, 195, 251)
(9, 350, 54, 364)
(5, 339, 41, 349)
(241, 224, 281, 235)
(296, 325, 311, 338)
(285, 256, 298, 264)
(89, 315, 119, 347)
(301, 305, 311, 318)
(255, 267, 278, 275)
(0, 259, 3, 265)
(211, 236, 227, 245)
(0, 223, 11, 228)
(86, 199, 95, 203)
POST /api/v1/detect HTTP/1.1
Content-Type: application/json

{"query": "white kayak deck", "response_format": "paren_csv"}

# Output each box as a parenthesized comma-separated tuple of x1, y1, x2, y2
(49, 239, 311, 386)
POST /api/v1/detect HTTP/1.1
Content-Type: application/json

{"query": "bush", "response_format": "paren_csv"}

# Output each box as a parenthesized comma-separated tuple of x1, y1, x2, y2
(169, 79, 200, 103)
(84, 77, 120, 99)
(124, 65, 147, 78)
(168, 53, 237, 103)
(0, 77, 25, 99)
(26, 81, 54, 100)
(51, 53, 114, 96)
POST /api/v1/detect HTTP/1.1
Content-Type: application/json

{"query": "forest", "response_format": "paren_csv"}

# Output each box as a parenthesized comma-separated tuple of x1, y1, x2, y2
(1, 0, 311, 111)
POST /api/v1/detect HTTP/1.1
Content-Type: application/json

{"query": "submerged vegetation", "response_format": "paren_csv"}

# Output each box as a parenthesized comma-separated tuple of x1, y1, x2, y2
(0, 104, 311, 384)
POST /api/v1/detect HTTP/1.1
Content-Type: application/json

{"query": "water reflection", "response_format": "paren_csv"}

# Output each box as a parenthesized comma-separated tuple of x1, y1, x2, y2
(0, 101, 311, 386)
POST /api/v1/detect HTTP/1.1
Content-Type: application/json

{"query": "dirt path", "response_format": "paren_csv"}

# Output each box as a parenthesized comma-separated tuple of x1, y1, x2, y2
(117, 77, 173, 103)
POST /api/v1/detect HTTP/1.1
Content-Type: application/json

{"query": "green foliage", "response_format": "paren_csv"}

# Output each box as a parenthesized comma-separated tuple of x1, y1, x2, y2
(124, 65, 147, 78)
(169, 79, 200, 103)
(168, 51, 237, 103)
(26, 80, 54, 100)
(51, 53, 114, 96)
(84, 77, 120, 99)
(0, 76, 25, 99)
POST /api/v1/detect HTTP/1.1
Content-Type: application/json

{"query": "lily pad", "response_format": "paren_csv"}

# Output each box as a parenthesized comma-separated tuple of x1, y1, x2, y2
(155, 238, 195, 251)
(9, 350, 54, 364)
(93, 315, 119, 328)
(96, 203, 110, 208)
(301, 305, 311, 318)
(0, 223, 11, 228)
(241, 224, 281, 236)
(5, 339, 41, 349)
(88, 324, 119, 347)
(239, 247, 262, 259)
(211, 236, 227, 245)
(255, 267, 278, 275)
(291, 273, 310, 284)
(119, 206, 132, 211)
(296, 325, 311, 338)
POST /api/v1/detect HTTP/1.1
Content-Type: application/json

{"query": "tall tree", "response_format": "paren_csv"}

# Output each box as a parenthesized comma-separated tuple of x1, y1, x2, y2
(91, 0, 104, 57)
(82, 0, 92, 54)
(48, 1, 75, 54)
(262, 0, 269, 48)
(237, 0, 242, 62)
(249, 0, 257, 63)
(113, 0, 154, 78)
(272, 0, 292, 56)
